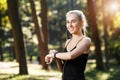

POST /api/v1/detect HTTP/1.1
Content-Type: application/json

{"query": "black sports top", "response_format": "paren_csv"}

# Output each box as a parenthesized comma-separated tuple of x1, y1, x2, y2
(62, 38, 88, 80)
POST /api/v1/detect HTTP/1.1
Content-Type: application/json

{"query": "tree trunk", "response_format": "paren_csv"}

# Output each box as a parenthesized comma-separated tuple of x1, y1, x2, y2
(0, 42, 3, 61)
(87, 0, 105, 70)
(7, 0, 28, 75)
(102, 0, 109, 70)
(0, 10, 4, 61)
(40, 0, 48, 69)
(29, 0, 48, 69)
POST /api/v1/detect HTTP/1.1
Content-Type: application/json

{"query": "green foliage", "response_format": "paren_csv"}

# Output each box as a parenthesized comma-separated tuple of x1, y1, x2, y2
(85, 63, 120, 80)
(108, 28, 120, 64)
(47, 0, 67, 46)
(114, 12, 120, 28)
(26, 43, 39, 56)
(0, 0, 12, 42)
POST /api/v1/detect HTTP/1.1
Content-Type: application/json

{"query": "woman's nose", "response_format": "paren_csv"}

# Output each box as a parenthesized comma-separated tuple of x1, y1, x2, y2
(68, 22, 72, 26)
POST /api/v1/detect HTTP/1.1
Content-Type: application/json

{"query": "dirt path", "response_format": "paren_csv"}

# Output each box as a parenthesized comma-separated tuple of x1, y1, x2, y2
(0, 61, 61, 80)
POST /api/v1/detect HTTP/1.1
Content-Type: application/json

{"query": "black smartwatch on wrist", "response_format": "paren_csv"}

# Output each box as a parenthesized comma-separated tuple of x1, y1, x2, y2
(54, 52, 58, 58)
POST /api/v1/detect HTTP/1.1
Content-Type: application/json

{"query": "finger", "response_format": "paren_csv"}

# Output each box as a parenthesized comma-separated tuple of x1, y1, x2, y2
(49, 57, 53, 63)
(49, 50, 53, 54)
(45, 55, 50, 63)
(49, 49, 56, 54)
(46, 57, 53, 64)
(46, 59, 51, 64)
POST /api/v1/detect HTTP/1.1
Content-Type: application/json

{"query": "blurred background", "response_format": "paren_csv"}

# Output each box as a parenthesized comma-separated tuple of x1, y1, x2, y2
(0, 0, 120, 80)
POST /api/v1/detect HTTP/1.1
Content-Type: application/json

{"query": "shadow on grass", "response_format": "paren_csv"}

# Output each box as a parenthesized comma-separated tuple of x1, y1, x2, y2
(85, 68, 99, 80)
(85, 63, 120, 80)
(0, 73, 19, 80)
(107, 64, 120, 80)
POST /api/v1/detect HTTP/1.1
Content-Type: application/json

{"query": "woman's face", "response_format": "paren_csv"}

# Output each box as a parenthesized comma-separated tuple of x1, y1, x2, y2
(66, 13, 82, 35)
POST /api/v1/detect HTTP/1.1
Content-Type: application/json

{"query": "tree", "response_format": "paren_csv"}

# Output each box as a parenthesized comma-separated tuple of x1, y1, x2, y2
(0, 7, 3, 61)
(102, 0, 109, 69)
(87, 0, 105, 70)
(40, 0, 49, 69)
(7, 0, 28, 74)
(29, 0, 48, 69)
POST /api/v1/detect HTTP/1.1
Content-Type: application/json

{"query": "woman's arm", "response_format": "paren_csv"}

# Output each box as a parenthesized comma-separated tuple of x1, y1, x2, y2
(52, 37, 91, 60)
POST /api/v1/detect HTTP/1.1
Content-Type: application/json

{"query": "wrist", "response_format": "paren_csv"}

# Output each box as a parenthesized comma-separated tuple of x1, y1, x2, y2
(54, 52, 58, 58)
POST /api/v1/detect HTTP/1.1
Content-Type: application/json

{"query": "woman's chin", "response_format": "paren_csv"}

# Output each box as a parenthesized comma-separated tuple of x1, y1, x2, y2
(69, 31, 74, 34)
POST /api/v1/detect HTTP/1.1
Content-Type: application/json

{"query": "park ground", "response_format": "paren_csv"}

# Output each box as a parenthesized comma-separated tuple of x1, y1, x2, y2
(0, 60, 120, 80)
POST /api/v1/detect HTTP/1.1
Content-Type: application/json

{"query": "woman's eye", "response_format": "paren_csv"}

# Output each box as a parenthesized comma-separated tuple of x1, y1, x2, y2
(66, 20, 77, 24)
(72, 20, 76, 23)
(66, 21, 69, 24)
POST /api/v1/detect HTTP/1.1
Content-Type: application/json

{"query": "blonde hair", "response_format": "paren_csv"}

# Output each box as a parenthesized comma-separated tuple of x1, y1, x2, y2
(66, 10, 88, 36)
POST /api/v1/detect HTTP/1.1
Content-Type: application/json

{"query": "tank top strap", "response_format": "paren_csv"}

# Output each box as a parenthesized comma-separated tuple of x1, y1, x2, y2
(65, 39, 72, 48)
(75, 36, 85, 47)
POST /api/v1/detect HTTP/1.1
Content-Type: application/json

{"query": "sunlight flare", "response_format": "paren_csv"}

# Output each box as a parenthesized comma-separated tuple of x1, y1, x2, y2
(107, 1, 120, 13)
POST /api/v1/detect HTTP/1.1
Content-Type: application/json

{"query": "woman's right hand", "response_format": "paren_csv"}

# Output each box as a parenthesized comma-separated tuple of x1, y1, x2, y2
(45, 49, 58, 64)
(45, 54, 53, 64)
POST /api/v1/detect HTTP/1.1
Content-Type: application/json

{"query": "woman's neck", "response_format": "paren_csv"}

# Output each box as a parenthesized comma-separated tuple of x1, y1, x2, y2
(72, 34, 84, 40)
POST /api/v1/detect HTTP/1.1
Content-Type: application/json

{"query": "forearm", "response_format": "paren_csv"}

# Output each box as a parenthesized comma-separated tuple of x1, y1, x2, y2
(55, 52, 72, 60)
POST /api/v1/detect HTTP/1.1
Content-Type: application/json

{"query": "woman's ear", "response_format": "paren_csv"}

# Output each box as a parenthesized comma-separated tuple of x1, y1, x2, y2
(80, 20, 84, 27)
(81, 20, 84, 25)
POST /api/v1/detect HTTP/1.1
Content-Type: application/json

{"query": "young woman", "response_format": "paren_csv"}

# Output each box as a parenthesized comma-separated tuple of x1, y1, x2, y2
(45, 10, 91, 80)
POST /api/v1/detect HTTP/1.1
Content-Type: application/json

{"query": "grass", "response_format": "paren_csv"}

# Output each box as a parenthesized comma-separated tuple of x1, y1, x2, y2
(85, 61, 120, 80)
(0, 60, 120, 80)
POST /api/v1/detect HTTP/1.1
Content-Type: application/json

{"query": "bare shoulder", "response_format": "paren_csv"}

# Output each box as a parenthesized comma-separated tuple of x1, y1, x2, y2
(83, 37, 91, 42)
(80, 36, 91, 45)
(77, 37, 91, 53)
